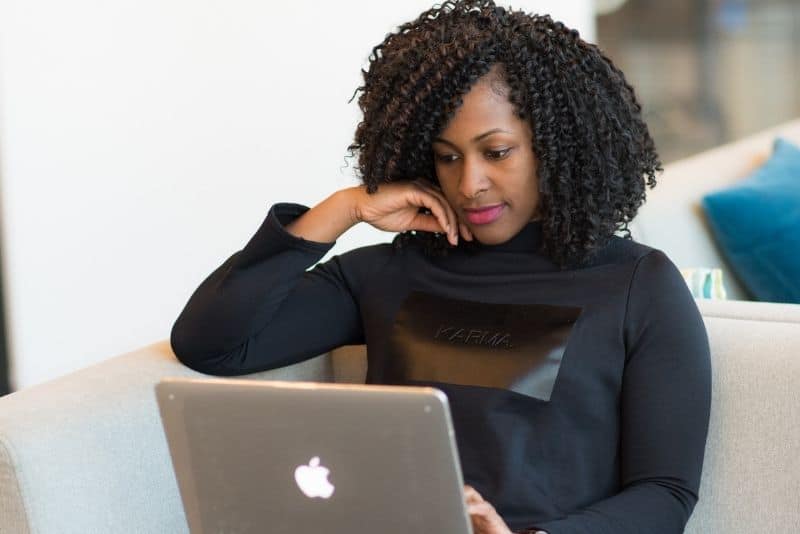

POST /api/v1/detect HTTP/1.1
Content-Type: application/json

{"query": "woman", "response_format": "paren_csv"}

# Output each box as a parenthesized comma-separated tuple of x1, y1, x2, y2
(170, 1, 712, 533)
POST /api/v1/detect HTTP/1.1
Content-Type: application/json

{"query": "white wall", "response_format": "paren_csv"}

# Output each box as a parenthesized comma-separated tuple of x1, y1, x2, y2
(0, 0, 595, 390)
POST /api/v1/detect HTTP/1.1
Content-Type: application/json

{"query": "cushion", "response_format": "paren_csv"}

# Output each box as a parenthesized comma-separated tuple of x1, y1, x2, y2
(700, 137, 800, 303)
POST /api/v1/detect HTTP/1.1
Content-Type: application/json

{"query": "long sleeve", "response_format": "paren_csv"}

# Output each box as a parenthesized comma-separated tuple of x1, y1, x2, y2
(170, 202, 368, 376)
(524, 249, 712, 534)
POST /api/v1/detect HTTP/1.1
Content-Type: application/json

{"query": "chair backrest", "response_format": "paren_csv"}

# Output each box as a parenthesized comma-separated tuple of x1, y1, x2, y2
(627, 117, 800, 301)
(330, 344, 368, 384)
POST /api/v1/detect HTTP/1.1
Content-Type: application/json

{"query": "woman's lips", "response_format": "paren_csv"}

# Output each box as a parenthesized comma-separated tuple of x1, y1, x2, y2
(464, 203, 505, 225)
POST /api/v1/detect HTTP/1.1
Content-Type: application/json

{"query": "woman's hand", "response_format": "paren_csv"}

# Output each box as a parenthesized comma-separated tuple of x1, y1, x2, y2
(464, 484, 514, 534)
(349, 179, 474, 246)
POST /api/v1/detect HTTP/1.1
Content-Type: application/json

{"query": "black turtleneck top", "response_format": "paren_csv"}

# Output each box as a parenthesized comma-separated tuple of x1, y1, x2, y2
(170, 202, 711, 534)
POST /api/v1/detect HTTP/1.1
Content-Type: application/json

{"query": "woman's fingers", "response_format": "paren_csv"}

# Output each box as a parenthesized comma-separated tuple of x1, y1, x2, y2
(424, 185, 459, 242)
(459, 221, 474, 241)
(413, 178, 458, 230)
(408, 211, 446, 234)
(464, 486, 495, 529)
(408, 184, 457, 245)
(463, 484, 484, 504)
(464, 486, 508, 534)
(421, 182, 474, 241)
(411, 179, 459, 245)
(409, 178, 479, 245)
(467, 501, 495, 516)
(409, 188, 455, 244)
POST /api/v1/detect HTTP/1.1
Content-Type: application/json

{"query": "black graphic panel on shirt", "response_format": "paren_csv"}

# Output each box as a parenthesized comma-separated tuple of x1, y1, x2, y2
(386, 290, 583, 402)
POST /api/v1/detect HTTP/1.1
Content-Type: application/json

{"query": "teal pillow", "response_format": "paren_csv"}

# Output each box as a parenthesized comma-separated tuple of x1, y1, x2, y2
(701, 136, 800, 303)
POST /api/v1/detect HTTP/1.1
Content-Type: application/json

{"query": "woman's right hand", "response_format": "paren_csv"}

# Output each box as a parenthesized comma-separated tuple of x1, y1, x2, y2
(349, 179, 473, 246)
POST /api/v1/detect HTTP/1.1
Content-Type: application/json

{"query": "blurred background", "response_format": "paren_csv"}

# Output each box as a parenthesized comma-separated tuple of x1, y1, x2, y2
(598, 0, 800, 163)
(0, 0, 798, 395)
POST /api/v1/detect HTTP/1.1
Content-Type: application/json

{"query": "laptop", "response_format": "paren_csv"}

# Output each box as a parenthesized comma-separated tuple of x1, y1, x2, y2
(155, 377, 474, 534)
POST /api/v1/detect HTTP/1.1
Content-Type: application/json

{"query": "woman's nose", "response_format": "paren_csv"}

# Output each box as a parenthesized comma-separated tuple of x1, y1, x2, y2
(458, 160, 491, 199)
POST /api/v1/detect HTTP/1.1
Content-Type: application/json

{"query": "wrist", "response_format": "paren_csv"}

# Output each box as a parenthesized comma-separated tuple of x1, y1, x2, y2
(341, 185, 366, 226)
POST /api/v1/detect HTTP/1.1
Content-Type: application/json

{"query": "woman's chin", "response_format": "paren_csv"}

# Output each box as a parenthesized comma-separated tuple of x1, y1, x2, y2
(467, 226, 505, 245)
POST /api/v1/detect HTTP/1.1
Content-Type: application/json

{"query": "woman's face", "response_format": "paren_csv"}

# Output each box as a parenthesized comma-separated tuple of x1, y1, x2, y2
(431, 69, 541, 246)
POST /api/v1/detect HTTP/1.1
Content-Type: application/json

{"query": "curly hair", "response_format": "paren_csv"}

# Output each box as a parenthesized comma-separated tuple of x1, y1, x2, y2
(345, 0, 662, 270)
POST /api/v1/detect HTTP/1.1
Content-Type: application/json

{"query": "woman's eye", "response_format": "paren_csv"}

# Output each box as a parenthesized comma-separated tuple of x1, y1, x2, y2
(487, 148, 511, 160)
(434, 149, 510, 164)
(435, 154, 457, 163)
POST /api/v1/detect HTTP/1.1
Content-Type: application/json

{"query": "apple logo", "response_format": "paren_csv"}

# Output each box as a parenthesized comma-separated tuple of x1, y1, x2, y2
(294, 456, 335, 499)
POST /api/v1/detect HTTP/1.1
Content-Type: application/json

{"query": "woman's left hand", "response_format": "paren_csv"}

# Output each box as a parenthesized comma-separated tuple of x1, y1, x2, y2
(464, 484, 514, 534)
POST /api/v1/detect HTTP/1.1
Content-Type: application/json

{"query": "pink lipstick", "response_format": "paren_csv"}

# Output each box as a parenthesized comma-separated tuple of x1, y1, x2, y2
(464, 203, 505, 225)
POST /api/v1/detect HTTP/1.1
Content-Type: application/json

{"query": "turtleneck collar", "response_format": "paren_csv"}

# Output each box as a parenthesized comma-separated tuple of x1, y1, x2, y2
(470, 219, 544, 253)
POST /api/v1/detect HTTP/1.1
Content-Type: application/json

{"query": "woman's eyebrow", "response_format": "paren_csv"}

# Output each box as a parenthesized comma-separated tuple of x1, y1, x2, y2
(433, 127, 512, 147)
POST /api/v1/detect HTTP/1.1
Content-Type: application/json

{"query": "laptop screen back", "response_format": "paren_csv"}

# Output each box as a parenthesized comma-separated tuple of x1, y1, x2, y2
(156, 378, 473, 534)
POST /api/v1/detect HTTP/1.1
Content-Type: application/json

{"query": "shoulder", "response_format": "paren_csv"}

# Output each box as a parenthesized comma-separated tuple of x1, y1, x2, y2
(595, 236, 690, 301)
(589, 236, 691, 308)
(624, 243, 686, 294)
(585, 234, 662, 270)
(616, 240, 705, 343)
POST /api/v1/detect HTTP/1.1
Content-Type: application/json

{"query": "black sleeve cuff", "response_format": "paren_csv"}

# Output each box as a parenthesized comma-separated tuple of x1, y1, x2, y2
(268, 202, 338, 250)
(233, 202, 336, 268)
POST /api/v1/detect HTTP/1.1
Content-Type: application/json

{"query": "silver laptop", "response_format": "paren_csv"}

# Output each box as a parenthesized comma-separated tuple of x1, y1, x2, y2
(155, 377, 473, 534)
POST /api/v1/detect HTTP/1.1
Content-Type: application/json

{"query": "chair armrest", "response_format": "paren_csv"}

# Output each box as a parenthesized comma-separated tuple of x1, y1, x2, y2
(0, 340, 334, 534)
(685, 300, 800, 533)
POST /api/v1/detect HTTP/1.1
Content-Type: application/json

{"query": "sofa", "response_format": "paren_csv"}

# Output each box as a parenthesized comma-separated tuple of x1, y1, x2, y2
(626, 117, 800, 301)
(2, 119, 800, 533)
